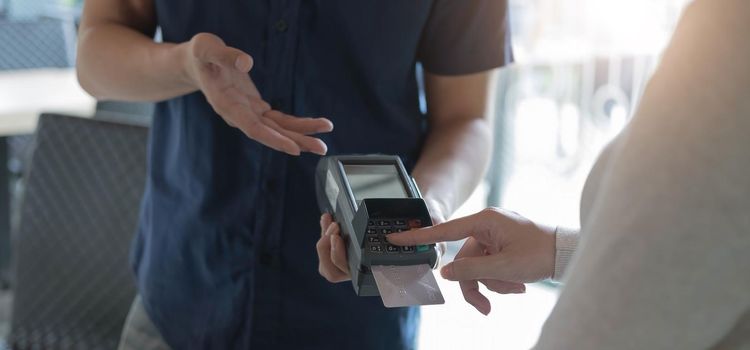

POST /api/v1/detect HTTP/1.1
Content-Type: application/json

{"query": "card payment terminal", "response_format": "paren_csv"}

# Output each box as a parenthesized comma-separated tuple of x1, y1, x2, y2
(315, 155, 439, 297)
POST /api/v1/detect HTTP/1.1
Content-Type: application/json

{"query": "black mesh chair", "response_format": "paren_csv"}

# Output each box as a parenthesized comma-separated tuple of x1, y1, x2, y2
(8, 114, 148, 349)
(0, 18, 75, 70)
(0, 13, 78, 289)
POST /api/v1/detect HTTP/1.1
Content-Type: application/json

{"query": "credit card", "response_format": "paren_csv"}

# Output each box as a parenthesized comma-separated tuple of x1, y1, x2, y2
(371, 264, 445, 308)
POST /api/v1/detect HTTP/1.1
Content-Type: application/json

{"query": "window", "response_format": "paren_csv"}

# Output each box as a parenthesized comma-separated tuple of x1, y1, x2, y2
(420, 1, 689, 348)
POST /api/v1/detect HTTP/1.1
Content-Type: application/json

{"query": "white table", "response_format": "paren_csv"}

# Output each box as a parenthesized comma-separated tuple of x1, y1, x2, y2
(0, 68, 96, 135)
(0, 68, 95, 286)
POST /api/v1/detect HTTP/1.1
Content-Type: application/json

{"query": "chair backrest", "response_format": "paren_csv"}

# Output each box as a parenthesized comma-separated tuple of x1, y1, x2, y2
(9, 113, 148, 349)
(0, 18, 74, 70)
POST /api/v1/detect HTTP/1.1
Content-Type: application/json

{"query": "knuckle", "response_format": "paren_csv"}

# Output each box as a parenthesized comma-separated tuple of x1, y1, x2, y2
(318, 267, 334, 282)
(483, 207, 502, 216)
(335, 260, 348, 272)
(315, 238, 327, 251)
(244, 118, 261, 130)
(190, 33, 212, 55)
(487, 284, 504, 293)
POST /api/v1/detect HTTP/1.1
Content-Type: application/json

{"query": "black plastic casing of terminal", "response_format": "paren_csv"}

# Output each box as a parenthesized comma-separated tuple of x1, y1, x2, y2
(315, 155, 439, 297)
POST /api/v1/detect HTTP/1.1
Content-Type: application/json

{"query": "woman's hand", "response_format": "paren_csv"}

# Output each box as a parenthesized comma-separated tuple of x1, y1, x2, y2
(184, 33, 333, 156)
(387, 207, 556, 315)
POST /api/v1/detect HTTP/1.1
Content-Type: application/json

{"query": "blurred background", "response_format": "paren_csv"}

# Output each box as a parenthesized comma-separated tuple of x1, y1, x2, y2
(0, 0, 689, 349)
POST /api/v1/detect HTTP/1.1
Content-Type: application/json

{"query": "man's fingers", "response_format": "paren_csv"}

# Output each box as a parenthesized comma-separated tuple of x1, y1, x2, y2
(320, 213, 332, 236)
(316, 228, 349, 283)
(262, 117, 328, 155)
(241, 119, 301, 155)
(204, 43, 253, 72)
(387, 211, 492, 246)
(264, 110, 334, 135)
(248, 96, 272, 116)
(330, 232, 350, 275)
(218, 96, 324, 156)
(192, 33, 254, 72)
(480, 279, 526, 294)
(460, 279, 491, 315)
(205, 84, 316, 157)
(222, 103, 300, 155)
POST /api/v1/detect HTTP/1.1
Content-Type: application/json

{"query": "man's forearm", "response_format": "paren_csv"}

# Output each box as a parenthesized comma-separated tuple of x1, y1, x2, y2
(412, 117, 493, 220)
(77, 23, 195, 101)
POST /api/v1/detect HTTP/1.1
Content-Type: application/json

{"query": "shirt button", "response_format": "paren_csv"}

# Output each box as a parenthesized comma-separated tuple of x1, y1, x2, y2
(275, 20, 288, 32)
(265, 178, 278, 193)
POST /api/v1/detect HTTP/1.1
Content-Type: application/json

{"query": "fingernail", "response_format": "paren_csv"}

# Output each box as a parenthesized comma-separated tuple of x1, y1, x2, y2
(234, 56, 251, 71)
(440, 264, 453, 280)
(330, 234, 336, 249)
(321, 119, 334, 132)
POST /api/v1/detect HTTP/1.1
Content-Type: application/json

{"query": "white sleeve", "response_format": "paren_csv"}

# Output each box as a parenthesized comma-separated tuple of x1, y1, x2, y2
(552, 227, 579, 282)
(535, 0, 750, 348)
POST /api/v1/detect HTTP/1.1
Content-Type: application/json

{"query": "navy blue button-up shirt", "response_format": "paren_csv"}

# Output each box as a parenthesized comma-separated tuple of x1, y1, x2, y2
(131, 1, 511, 349)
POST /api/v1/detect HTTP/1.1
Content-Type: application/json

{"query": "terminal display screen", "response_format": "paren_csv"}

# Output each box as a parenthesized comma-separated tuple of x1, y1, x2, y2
(343, 164, 408, 207)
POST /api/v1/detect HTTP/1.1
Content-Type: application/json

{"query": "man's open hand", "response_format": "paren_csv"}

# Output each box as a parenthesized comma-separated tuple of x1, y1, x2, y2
(185, 33, 333, 155)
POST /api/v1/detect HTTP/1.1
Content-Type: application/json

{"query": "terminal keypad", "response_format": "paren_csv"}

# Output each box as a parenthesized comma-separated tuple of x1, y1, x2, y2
(364, 218, 430, 254)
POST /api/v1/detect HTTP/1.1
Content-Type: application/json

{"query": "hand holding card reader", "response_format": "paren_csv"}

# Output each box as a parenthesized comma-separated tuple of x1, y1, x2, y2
(315, 155, 444, 307)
